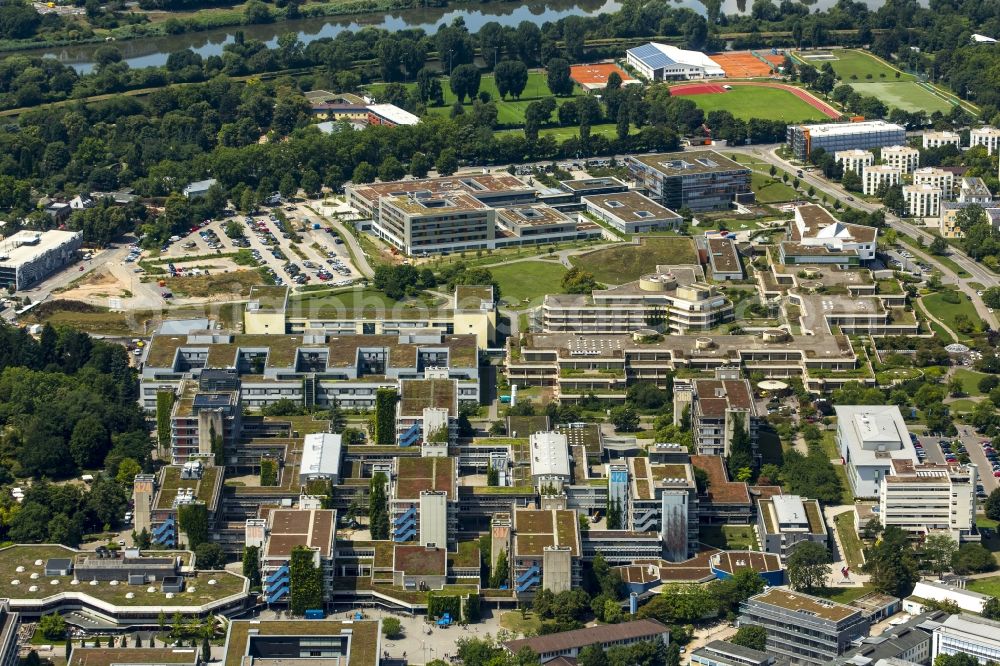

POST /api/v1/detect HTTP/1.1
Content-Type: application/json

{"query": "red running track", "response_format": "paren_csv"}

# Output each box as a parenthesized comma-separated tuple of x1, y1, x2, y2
(669, 81, 841, 119)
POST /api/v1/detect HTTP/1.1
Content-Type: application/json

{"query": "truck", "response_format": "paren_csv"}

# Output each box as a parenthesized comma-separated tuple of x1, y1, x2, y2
(304, 609, 325, 620)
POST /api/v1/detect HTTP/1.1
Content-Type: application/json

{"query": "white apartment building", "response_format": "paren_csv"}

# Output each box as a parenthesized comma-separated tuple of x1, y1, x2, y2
(970, 126, 1000, 155)
(904, 183, 942, 218)
(923, 131, 961, 150)
(863, 165, 901, 196)
(879, 460, 978, 542)
(913, 167, 954, 198)
(881, 145, 920, 173)
(835, 149, 875, 176)
(932, 615, 1000, 665)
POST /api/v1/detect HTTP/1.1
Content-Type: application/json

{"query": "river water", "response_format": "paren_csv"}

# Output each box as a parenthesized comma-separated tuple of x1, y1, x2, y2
(33, 0, 891, 73)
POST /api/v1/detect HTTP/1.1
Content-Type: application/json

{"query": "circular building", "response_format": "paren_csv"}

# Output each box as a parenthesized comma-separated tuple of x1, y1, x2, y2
(709, 550, 785, 587)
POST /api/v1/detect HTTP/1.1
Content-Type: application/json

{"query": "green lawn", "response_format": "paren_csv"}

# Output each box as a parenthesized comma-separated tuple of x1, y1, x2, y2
(834, 511, 865, 569)
(752, 173, 800, 203)
(373, 71, 582, 126)
(847, 81, 953, 114)
(921, 291, 983, 338)
(686, 85, 828, 122)
(799, 49, 911, 81)
(570, 236, 698, 284)
(947, 399, 980, 413)
(967, 575, 1000, 597)
(953, 368, 990, 396)
(490, 260, 568, 308)
(814, 585, 874, 604)
(700, 525, 759, 550)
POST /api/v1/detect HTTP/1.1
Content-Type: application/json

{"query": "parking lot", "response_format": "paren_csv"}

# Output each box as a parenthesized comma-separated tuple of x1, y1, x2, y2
(916, 432, 998, 497)
(156, 204, 361, 289)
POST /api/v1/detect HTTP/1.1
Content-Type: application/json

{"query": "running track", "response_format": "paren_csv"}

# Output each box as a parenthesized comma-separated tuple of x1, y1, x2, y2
(669, 81, 841, 119)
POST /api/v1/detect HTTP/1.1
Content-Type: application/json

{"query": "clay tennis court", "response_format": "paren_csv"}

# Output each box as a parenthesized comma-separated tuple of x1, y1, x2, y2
(569, 63, 638, 90)
(710, 51, 782, 78)
(670, 81, 841, 119)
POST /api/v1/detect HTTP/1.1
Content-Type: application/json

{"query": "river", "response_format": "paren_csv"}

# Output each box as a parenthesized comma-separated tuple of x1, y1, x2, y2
(34, 0, 893, 74)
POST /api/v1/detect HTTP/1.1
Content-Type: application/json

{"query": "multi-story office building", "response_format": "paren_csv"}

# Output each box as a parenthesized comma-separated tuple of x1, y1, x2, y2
(904, 183, 942, 218)
(169, 378, 242, 464)
(0, 230, 82, 291)
(701, 236, 744, 281)
(690, 453, 753, 524)
(223, 619, 383, 666)
(378, 191, 496, 255)
(863, 165, 901, 196)
(836, 149, 875, 175)
(510, 505, 581, 598)
(675, 368, 758, 457)
(880, 460, 978, 542)
(140, 328, 480, 412)
(134, 460, 225, 549)
(540, 266, 734, 335)
(757, 495, 828, 560)
(836, 405, 919, 498)
(913, 167, 955, 197)
(0, 602, 18, 666)
(786, 121, 906, 161)
(626, 151, 752, 212)
(932, 614, 1000, 664)
(582, 191, 682, 233)
(970, 126, 1000, 155)
(881, 145, 920, 173)
(832, 611, 944, 666)
(504, 619, 670, 664)
(390, 456, 457, 546)
(529, 431, 572, 492)
(779, 204, 878, 265)
(628, 456, 698, 561)
(739, 589, 871, 666)
(346, 173, 535, 220)
(252, 507, 337, 605)
(495, 204, 602, 246)
(923, 130, 961, 150)
(692, 640, 777, 666)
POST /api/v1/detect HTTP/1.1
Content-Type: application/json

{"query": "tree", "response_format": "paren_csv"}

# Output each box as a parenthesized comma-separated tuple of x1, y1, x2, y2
(490, 548, 509, 589)
(352, 161, 376, 184)
(561, 266, 601, 294)
(929, 236, 949, 255)
(368, 472, 389, 540)
(952, 542, 996, 575)
(787, 541, 831, 592)
(863, 526, 918, 597)
(486, 465, 499, 486)
(727, 413, 754, 478)
(730, 625, 767, 652)
(194, 542, 226, 570)
(578, 645, 610, 666)
(494, 60, 528, 99)
(289, 546, 324, 615)
(546, 58, 574, 96)
(610, 406, 640, 432)
(242, 546, 262, 588)
(985, 488, 1000, 521)
(449, 64, 481, 104)
(921, 534, 957, 575)
(39, 614, 66, 640)
(435, 148, 458, 176)
(982, 596, 1000, 621)
(382, 617, 403, 638)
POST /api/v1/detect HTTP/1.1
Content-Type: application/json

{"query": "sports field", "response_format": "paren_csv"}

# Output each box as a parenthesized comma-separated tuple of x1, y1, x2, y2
(847, 81, 953, 114)
(670, 83, 835, 121)
(795, 49, 911, 81)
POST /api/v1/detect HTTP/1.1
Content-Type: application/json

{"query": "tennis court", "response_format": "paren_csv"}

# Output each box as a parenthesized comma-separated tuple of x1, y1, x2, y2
(711, 51, 782, 78)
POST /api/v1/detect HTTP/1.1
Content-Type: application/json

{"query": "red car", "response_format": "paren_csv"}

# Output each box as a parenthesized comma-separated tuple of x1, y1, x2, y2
(994, 471, 1000, 478)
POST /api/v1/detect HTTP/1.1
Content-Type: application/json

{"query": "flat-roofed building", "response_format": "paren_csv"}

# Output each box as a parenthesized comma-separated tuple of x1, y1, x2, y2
(366, 103, 420, 126)
(626, 41, 725, 80)
(378, 191, 495, 255)
(692, 640, 777, 666)
(675, 368, 758, 457)
(690, 453, 754, 524)
(913, 167, 955, 198)
(0, 229, 82, 290)
(880, 460, 978, 542)
(703, 236, 744, 280)
(627, 151, 751, 212)
(863, 165, 901, 196)
(511, 506, 581, 597)
(958, 177, 993, 204)
(390, 456, 457, 545)
(503, 618, 670, 664)
(739, 589, 871, 666)
(970, 126, 1000, 155)
(757, 494, 828, 560)
(298, 433, 342, 486)
(780, 204, 878, 266)
(835, 405, 918, 498)
(0, 601, 16, 666)
(69, 648, 200, 666)
(243, 285, 289, 335)
(904, 183, 942, 218)
(832, 611, 943, 666)
(909, 580, 987, 614)
(169, 379, 242, 464)
(932, 614, 1000, 664)
(836, 149, 875, 175)
(259, 507, 336, 604)
(787, 121, 905, 161)
(628, 456, 698, 561)
(582, 191, 682, 233)
(494, 204, 601, 246)
(223, 619, 382, 666)
(529, 431, 571, 490)
(923, 130, 961, 150)
(881, 145, 920, 174)
(541, 266, 734, 336)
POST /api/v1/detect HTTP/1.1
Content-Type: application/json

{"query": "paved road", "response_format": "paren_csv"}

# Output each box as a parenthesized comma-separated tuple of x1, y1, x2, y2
(307, 201, 375, 279)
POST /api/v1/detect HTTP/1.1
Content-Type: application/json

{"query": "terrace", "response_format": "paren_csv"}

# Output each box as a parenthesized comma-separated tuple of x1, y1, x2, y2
(153, 466, 222, 510)
(398, 379, 457, 417)
(394, 456, 456, 500)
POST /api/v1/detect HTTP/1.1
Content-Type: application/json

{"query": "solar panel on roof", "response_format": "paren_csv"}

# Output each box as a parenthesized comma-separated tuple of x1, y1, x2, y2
(629, 44, 675, 69)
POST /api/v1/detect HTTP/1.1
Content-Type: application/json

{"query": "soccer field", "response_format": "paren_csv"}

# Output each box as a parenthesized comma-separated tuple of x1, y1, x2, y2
(846, 81, 954, 114)
(686, 86, 828, 122)
(796, 49, 911, 81)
